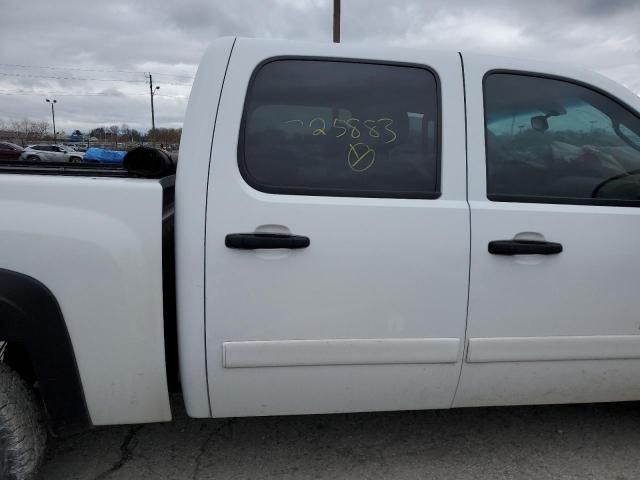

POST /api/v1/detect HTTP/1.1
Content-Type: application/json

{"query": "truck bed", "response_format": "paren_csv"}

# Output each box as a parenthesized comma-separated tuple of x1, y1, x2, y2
(0, 173, 174, 425)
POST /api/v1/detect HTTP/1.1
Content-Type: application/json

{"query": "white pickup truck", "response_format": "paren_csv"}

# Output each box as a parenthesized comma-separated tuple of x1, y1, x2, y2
(3, 37, 640, 479)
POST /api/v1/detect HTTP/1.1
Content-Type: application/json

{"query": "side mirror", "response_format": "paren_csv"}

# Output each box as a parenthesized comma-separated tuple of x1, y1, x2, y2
(531, 115, 549, 132)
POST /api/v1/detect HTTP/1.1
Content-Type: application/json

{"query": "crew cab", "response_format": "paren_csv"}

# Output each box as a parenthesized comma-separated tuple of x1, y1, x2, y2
(2, 37, 640, 479)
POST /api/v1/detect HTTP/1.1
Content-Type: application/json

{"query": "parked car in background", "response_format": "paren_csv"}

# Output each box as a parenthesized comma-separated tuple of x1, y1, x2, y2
(0, 142, 24, 161)
(21, 144, 84, 163)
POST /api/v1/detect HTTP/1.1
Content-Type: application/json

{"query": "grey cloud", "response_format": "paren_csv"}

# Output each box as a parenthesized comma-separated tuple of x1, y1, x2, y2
(168, 2, 242, 33)
(576, 0, 640, 17)
(0, 0, 639, 133)
(99, 88, 126, 97)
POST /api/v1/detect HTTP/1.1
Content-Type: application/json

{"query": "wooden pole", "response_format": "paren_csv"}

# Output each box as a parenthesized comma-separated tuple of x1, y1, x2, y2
(148, 74, 156, 131)
(333, 0, 340, 43)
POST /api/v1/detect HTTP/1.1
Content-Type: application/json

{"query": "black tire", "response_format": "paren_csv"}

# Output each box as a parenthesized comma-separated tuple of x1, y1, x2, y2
(0, 363, 46, 480)
(26, 156, 40, 162)
(69, 156, 82, 163)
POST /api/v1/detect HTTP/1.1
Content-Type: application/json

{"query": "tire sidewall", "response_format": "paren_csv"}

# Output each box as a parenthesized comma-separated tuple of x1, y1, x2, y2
(0, 363, 46, 480)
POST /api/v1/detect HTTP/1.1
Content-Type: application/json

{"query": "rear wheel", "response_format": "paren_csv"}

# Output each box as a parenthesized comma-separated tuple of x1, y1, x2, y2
(0, 363, 46, 480)
(26, 156, 40, 162)
(69, 156, 82, 163)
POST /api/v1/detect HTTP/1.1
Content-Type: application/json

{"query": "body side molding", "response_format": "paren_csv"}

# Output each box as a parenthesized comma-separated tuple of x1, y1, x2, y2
(467, 336, 640, 363)
(224, 338, 461, 368)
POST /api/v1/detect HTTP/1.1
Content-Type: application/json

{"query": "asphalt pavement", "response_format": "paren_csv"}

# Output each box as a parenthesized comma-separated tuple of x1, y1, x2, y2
(40, 396, 640, 479)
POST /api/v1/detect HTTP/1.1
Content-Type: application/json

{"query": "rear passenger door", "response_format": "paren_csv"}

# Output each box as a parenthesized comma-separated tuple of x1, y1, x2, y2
(456, 54, 640, 407)
(204, 40, 469, 418)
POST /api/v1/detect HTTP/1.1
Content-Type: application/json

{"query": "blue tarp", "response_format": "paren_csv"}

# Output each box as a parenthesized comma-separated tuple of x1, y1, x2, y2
(84, 147, 126, 164)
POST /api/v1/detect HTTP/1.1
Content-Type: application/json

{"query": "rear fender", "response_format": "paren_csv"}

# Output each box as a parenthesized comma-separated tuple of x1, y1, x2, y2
(0, 269, 89, 436)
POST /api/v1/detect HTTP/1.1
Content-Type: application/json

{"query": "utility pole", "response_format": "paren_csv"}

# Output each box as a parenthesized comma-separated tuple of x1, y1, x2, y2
(333, 0, 341, 43)
(145, 73, 160, 135)
(46, 98, 57, 144)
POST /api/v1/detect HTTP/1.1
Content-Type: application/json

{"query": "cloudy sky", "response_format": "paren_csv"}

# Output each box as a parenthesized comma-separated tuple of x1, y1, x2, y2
(0, 0, 639, 134)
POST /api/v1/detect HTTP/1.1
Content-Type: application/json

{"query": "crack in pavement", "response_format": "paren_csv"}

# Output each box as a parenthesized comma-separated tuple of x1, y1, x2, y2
(191, 420, 233, 480)
(93, 425, 144, 480)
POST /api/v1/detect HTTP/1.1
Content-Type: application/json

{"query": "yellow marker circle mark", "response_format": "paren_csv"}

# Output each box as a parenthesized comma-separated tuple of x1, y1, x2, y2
(347, 143, 376, 172)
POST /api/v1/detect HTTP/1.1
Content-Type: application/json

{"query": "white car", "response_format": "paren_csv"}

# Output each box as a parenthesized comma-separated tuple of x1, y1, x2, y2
(21, 144, 84, 163)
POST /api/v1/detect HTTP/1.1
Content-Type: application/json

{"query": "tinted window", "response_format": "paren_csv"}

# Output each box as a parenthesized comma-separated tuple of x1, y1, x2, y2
(240, 59, 440, 198)
(485, 73, 640, 204)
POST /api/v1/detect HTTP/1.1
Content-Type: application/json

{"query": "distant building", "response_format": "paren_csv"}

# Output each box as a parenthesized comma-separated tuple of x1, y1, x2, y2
(68, 130, 84, 142)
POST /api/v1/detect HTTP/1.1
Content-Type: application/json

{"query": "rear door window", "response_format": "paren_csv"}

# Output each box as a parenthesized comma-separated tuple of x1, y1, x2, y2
(240, 59, 440, 198)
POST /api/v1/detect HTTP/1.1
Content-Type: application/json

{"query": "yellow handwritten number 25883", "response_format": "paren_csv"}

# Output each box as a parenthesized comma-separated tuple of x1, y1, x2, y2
(286, 117, 397, 144)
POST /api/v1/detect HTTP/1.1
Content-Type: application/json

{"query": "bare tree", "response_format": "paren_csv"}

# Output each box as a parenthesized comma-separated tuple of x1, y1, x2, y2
(10, 119, 31, 145)
(90, 127, 105, 139)
(31, 121, 49, 139)
(109, 125, 119, 147)
(131, 129, 142, 142)
(120, 124, 132, 144)
(147, 127, 182, 146)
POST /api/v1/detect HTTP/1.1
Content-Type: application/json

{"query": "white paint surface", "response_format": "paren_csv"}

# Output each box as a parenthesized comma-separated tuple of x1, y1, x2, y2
(0, 174, 170, 425)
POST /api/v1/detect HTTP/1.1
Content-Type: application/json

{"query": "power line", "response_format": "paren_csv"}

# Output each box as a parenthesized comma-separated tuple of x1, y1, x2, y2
(0, 71, 192, 86)
(0, 62, 194, 79)
(0, 71, 140, 83)
(0, 91, 143, 96)
(0, 90, 187, 98)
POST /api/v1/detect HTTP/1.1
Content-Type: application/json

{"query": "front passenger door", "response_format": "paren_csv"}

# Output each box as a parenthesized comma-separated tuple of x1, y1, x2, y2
(456, 56, 640, 407)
